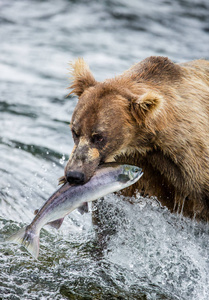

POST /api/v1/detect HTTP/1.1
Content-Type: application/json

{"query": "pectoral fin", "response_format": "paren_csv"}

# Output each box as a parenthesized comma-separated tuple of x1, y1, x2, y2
(77, 202, 89, 215)
(47, 218, 64, 229)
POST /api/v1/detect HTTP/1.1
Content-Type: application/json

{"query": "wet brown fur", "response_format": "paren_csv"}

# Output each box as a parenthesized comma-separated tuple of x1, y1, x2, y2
(65, 56, 209, 222)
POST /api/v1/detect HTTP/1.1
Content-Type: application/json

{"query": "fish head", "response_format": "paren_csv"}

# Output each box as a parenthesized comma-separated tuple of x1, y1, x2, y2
(117, 164, 143, 186)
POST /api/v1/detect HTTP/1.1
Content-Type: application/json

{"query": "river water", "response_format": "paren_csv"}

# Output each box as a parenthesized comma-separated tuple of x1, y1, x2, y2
(0, 0, 209, 299)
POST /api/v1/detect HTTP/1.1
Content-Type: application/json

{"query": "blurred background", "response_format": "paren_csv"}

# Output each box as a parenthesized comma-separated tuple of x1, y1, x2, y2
(0, 0, 209, 299)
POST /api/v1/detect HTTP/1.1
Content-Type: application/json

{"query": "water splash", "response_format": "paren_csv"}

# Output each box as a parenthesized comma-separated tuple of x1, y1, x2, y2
(1, 194, 208, 299)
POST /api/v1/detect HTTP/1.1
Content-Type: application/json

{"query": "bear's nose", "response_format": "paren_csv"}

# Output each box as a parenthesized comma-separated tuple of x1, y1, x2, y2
(66, 171, 85, 184)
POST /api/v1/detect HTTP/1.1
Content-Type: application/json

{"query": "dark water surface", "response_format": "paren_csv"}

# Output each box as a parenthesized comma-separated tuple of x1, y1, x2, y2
(0, 0, 209, 299)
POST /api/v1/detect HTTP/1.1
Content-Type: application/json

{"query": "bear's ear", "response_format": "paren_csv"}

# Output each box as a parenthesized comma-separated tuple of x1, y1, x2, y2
(68, 58, 97, 97)
(131, 91, 164, 127)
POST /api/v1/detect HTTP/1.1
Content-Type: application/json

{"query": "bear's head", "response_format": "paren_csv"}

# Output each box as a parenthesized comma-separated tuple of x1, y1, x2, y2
(64, 58, 169, 184)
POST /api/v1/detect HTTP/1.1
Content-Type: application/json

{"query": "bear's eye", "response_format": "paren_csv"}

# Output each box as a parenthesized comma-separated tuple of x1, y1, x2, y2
(72, 129, 80, 140)
(91, 133, 104, 145)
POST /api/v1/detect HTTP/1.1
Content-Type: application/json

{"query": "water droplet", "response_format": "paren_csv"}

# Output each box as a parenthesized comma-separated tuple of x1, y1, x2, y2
(59, 154, 66, 165)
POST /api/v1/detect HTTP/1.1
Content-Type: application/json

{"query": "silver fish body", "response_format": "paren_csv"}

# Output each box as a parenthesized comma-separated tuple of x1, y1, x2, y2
(7, 163, 143, 259)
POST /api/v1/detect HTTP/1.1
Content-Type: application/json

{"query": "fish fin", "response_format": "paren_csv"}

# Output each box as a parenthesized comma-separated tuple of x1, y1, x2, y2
(77, 202, 89, 215)
(6, 226, 40, 259)
(47, 218, 64, 229)
(58, 175, 66, 185)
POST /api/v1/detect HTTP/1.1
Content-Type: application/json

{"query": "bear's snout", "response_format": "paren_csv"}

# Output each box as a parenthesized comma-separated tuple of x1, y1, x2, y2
(66, 170, 85, 184)
(65, 143, 102, 185)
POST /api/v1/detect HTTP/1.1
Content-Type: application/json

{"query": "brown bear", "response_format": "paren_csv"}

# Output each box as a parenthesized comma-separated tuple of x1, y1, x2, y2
(63, 56, 209, 222)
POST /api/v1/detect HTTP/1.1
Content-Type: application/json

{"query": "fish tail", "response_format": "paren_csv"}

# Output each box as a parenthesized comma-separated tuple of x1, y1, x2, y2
(7, 226, 40, 259)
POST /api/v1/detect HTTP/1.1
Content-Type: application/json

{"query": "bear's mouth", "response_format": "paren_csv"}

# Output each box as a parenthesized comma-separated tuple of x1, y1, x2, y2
(98, 153, 117, 165)
(59, 158, 116, 185)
